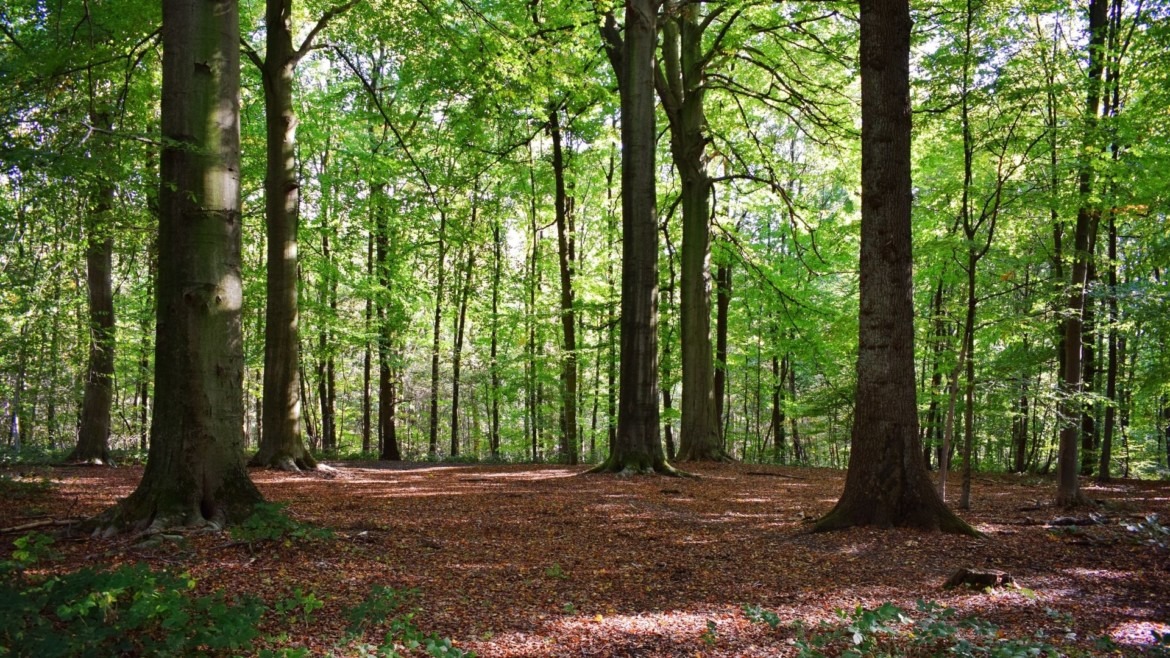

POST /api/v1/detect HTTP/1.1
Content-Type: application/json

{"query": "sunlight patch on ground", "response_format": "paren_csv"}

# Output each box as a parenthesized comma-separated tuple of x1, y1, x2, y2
(1064, 567, 1132, 580)
(466, 469, 579, 480)
(1108, 620, 1170, 648)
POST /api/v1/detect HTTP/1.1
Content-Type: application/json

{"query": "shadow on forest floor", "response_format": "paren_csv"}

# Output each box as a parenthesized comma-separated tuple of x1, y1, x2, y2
(3, 462, 1169, 656)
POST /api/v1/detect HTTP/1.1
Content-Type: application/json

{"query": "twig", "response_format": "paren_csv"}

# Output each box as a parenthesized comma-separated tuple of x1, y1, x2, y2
(1, 518, 85, 534)
(745, 471, 807, 480)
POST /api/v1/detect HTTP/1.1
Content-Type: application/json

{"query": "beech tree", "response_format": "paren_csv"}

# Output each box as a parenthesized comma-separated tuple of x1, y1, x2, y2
(100, 0, 262, 531)
(244, 0, 357, 471)
(589, 0, 677, 475)
(815, 0, 975, 533)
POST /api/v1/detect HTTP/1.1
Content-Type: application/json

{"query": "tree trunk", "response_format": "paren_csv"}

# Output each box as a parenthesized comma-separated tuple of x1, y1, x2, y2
(815, 0, 974, 534)
(490, 219, 502, 459)
(771, 354, 786, 464)
(101, 0, 262, 531)
(590, 0, 676, 475)
(429, 210, 448, 458)
(253, 0, 313, 471)
(788, 358, 802, 463)
(714, 243, 731, 442)
(1057, 0, 1108, 507)
(551, 109, 579, 465)
(363, 228, 373, 454)
(72, 112, 116, 466)
(373, 183, 401, 461)
(317, 145, 337, 454)
(450, 244, 474, 457)
(658, 0, 725, 462)
(1098, 216, 1119, 482)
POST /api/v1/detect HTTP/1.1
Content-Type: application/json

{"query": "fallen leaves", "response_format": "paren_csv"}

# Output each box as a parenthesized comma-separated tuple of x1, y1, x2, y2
(2, 462, 1168, 656)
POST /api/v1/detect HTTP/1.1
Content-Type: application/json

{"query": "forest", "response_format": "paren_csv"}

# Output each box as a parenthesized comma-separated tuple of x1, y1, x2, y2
(2, 0, 1170, 654)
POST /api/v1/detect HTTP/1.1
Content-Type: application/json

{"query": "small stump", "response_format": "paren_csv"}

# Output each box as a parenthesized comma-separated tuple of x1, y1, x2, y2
(943, 568, 1015, 590)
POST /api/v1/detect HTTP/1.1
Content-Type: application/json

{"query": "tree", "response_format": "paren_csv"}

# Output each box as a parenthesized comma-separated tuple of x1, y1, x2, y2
(244, 0, 357, 471)
(814, 0, 975, 533)
(656, 0, 728, 462)
(589, 0, 678, 475)
(99, 0, 262, 531)
(70, 110, 116, 466)
(1056, 0, 1109, 507)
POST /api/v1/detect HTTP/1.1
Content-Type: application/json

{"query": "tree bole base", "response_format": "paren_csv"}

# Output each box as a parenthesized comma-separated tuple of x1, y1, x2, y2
(584, 455, 693, 478)
(813, 501, 982, 537)
(248, 450, 319, 472)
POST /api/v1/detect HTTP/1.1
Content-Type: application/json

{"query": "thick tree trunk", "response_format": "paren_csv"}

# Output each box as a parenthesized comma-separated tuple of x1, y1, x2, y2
(101, 0, 262, 532)
(373, 183, 401, 461)
(72, 118, 116, 465)
(590, 0, 676, 476)
(253, 0, 314, 471)
(658, 0, 725, 462)
(815, 0, 974, 534)
(551, 110, 579, 465)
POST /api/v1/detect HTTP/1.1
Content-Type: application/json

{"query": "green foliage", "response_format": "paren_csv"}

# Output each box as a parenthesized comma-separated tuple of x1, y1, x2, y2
(745, 600, 1066, 658)
(230, 502, 334, 546)
(1, 537, 470, 657)
(344, 585, 475, 658)
(273, 587, 324, 625)
(8, 531, 59, 567)
(0, 543, 264, 656)
(700, 620, 719, 647)
(543, 563, 568, 580)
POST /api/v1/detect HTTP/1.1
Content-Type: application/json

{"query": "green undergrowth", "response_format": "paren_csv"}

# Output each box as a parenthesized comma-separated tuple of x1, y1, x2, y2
(229, 501, 334, 548)
(744, 599, 1155, 657)
(0, 532, 472, 658)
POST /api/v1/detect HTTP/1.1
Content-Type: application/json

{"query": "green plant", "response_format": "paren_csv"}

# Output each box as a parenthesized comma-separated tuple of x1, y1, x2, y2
(543, 563, 568, 580)
(0, 473, 54, 500)
(0, 558, 264, 656)
(745, 599, 1063, 658)
(274, 587, 324, 625)
(230, 502, 334, 547)
(700, 619, 718, 646)
(9, 531, 59, 567)
(343, 585, 474, 658)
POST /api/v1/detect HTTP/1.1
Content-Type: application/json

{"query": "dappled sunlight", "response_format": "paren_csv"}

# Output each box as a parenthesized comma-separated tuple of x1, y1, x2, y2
(9, 462, 1168, 657)
(1109, 620, 1170, 649)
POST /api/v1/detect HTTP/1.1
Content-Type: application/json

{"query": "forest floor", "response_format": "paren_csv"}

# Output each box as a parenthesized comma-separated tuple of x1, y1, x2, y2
(3, 461, 1169, 657)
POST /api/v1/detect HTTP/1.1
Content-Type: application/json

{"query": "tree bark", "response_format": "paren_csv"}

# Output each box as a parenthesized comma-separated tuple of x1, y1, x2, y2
(590, 0, 677, 475)
(372, 183, 401, 461)
(429, 210, 448, 458)
(714, 243, 731, 442)
(657, 0, 725, 462)
(101, 0, 262, 531)
(490, 218, 503, 459)
(72, 111, 116, 466)
(1057, 0, 1108, 507)
(815, 0, 974, 534)
(551, 109, 580, 465)
(450, 244, 474, 457)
